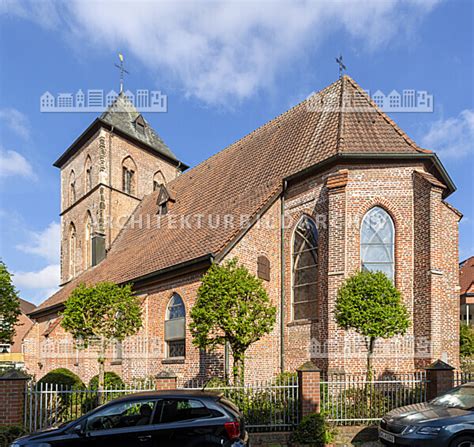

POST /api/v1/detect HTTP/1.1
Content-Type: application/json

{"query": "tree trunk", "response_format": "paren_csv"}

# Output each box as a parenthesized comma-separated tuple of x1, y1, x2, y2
(232, 352, 245, 387)
(366, 336, 376, 382)
(98, 336, 105, 405)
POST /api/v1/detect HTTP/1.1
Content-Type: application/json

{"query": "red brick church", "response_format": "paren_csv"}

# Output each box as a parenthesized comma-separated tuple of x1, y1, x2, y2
(24, 76, 462, 384)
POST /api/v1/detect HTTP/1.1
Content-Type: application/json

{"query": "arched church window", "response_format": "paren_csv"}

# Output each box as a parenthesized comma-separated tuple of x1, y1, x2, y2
(84, 211, 92, 269)
(360, 206, 395, 280)
(85, 156, 93, 192)
(69, 171, 76, 205)
(153, 170, 166, 191)
(292, 216, 318, 320)
(122, 156, 137, 195)
(69, 222, 77, 279)
(165, 293, 186, 358)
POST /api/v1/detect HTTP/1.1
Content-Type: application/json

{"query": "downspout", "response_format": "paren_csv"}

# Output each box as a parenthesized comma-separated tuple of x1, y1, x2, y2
(280, 180, 287, 373)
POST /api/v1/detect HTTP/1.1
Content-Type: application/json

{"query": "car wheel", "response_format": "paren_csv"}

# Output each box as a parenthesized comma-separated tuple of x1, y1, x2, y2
(450, 435, 474, 447)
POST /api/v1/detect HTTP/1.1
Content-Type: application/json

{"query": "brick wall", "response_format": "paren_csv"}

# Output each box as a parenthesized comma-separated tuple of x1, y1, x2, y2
(24, 160, 461, 383)
(0, 374, 28, 426)
(60, 128, 179, 283)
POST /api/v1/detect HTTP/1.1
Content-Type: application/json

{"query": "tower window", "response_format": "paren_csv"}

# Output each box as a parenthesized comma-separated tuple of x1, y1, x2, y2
(68, 223, 77, 279)
(122, 167, 135, 194)
(122, 156, 137, 195)
(85, 156, 93, 192)
(69, 171, 76, 206)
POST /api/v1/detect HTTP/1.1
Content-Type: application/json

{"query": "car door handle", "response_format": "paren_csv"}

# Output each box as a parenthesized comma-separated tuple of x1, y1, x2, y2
(138, 435, 152, 442)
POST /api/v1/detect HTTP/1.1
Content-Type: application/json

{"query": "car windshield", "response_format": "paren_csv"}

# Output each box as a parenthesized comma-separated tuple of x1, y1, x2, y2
(430, 385, 474, 410)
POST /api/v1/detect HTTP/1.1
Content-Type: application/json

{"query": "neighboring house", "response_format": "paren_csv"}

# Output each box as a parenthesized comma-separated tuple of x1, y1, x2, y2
(23, 75, 461, 384)
(460, 256, 474, 325)
(0, 298, 36, 370)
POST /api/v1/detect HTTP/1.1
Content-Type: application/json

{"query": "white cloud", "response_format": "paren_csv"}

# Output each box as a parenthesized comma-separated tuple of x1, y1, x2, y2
(13, 264, 60, 294)
(17, 222, 60, 263)
(0, 148, 35, 179)
(0, 108, 31, 140)
(1, 0, 441, 105)
(421, 109, 474, 159)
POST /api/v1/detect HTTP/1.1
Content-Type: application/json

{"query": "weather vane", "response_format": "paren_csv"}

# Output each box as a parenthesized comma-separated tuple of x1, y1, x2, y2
(335, 54, 346, 78)
(114, 53, 129, 93)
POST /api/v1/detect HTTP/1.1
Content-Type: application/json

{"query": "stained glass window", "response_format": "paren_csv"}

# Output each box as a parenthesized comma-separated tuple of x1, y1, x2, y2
(361, 206, 395, 279)
(292, 216, 318, 320)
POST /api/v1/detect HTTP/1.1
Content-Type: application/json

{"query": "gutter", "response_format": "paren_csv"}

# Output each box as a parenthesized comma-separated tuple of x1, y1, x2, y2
(29, 254, 214, 320)
(285, 152, 456, 198)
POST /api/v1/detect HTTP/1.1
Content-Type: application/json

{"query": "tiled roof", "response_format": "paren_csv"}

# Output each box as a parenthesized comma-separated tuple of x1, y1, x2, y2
(35, 76, 438, 313)
(19, 298, 36, 315)
(460, 256, 474, 296)
(100, 93, 179, 162)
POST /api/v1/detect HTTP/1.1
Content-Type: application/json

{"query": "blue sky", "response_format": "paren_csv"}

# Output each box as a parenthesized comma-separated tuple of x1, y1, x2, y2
(0, 0, 473, 305)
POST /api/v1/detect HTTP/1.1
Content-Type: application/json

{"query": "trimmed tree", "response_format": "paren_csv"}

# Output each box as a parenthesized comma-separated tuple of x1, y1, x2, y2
(61, 282, 142, 397)
(190, 259, 277, 385)
(0, 260, 21, 346)
(460, 323, 474, 373)
(335, 270, 410, 381)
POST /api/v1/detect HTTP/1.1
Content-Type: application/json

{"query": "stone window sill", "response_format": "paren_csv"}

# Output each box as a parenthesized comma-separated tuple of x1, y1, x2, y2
(287, 318, 318, 327)
(162, 357, 185, 365)
(111, 360, 123, 365)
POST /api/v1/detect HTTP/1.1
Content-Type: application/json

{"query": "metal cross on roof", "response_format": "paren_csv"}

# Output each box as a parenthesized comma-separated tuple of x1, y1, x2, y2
(335, 54, 346, 78)
(114, 53, 130, 93)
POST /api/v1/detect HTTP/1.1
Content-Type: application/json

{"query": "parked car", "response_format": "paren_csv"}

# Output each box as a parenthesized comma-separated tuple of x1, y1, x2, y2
(379, 382, 474, 446)
(11, 390, 249, 447)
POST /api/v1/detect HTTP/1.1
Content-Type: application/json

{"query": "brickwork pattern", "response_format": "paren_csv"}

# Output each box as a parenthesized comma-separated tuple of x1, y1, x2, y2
(0, 379, 26, 425)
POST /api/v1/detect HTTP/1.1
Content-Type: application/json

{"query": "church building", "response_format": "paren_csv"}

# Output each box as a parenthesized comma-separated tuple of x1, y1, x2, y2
(24, 76, 462, 384)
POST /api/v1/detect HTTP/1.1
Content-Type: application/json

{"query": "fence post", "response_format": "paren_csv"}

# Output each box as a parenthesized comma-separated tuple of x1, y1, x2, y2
(297, 361, 321, 418)
(155, 370, 177, 390)
(425, 359, 455, 401)
(0, 369, 29, 426)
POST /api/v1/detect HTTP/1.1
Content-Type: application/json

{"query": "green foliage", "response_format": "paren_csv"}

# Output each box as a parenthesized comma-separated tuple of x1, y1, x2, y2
(335, 271, 410, 339)
(290, 413, 335, 446)
(89, 372, 125, 390)
(0, 425, 26, 447)
(460, 323, 474, 358)
(61, 282, 142, 344)
(0, 260, 21, 345)
(190, 259, 277, 383)
(61, 282, 142, 391)
(38, 368, 85, 389)
(335, 271, 410, 380)
(274, 371, 297, 386)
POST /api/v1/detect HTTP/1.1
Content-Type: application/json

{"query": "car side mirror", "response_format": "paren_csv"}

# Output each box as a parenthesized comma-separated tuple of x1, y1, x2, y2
(72, 424, 84, 436)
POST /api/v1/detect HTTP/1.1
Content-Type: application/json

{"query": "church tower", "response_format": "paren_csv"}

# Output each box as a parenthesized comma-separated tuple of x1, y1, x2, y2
(54, 94, 187, 285)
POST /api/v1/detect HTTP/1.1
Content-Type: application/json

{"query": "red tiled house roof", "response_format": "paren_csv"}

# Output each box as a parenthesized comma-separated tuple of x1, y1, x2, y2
(32, 75, 455, 315)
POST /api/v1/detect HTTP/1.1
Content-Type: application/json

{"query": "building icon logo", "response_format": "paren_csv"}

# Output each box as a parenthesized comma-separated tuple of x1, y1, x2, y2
(40, 88, 168, 113)
(307, 87, 434, 113)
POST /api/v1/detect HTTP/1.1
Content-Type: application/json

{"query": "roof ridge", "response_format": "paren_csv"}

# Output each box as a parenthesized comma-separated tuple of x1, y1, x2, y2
(342, 75, 431, 154)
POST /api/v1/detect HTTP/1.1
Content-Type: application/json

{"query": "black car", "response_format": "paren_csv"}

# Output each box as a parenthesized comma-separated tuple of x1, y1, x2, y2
(379, 382, 474, 446)
(11, 390, 249, 447)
